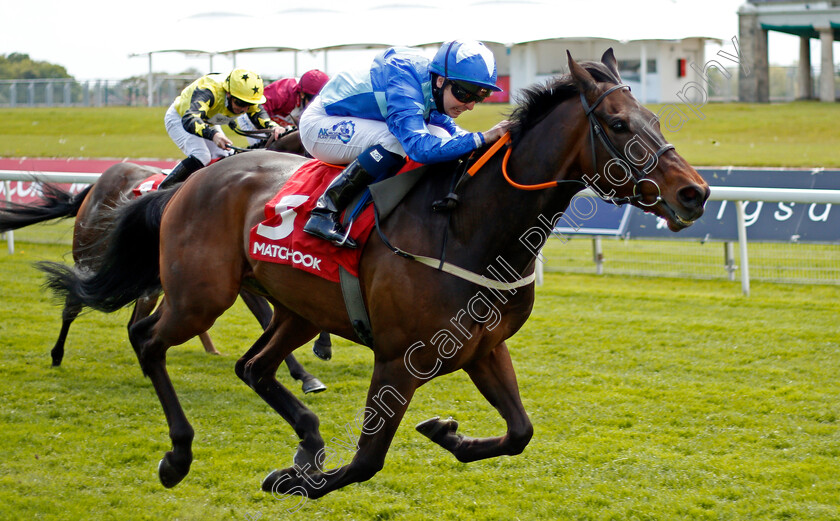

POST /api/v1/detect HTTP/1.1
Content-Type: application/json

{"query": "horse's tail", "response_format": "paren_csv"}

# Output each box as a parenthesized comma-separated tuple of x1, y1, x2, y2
(36, 188, 177, 314)
(0, 183, 92, 232)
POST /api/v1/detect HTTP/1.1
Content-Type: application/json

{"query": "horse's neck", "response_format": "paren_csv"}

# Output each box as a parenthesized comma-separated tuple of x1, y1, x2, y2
(448, 103, 589, 275)
(385, 101, 587, 281)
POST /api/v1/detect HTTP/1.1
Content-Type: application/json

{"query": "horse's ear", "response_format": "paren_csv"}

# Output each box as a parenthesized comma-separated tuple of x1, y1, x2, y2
(601, 48, 621, 82)
(567, 50, 598, 97)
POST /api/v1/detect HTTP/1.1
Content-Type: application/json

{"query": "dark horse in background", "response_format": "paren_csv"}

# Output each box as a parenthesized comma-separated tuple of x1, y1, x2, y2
(38, 50, 709, 498)
(0, 131, 327, 393)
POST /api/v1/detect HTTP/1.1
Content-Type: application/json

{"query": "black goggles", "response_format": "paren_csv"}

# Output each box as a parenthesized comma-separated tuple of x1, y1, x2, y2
(231, 96, 254, 109)
(448, 80, 491, 104)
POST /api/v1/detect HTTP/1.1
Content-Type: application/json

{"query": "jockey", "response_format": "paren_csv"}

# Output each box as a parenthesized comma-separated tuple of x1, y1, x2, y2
(237, 69, 330, 146)
(299, 40, 511, 248)
(161, 68, 283, 189)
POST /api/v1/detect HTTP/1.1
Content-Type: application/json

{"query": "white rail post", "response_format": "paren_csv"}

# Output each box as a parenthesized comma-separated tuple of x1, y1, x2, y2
(592, 236, 604, 275)
(734, 201, 750, 296)
(724, 242, 736, 281)
(4, 180, 13, 254)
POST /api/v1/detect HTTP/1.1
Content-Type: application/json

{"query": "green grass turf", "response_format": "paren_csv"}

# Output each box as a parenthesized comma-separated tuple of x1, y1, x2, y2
(0, 241, 838, 520)
(1, 94, 839, 519)
(2, 101, 840, 167)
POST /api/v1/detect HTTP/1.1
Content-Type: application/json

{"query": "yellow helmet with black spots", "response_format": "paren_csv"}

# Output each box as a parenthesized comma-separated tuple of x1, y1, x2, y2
(225, 69, 266, 104)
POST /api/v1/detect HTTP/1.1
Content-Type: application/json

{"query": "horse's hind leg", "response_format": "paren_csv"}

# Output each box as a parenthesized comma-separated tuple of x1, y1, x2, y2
(128, 295, 158, 332)
(50, 296, 81, 366)
(131, 295, 221, 355)
(239, 290, 326, 393)
(416, 341, 534, 462)
(312, 331, 333, 361)
(127, 308, 195, 487)
(128, 289, 235, 488)
(264, 359, 419, 500)
(284, 353, 327, 394)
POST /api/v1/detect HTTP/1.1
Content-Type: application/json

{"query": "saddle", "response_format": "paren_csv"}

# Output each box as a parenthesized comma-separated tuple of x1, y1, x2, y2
(248, 158, 425, 283)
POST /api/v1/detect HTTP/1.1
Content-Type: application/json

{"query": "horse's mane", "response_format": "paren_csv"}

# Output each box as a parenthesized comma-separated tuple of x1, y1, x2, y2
(508, 60, 620, 143)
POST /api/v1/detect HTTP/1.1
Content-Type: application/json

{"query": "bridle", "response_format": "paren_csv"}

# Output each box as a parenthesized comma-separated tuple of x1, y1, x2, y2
(382, 81, 682, 290)
(467, 82, 676, 207)
(579, 84, 673, 206)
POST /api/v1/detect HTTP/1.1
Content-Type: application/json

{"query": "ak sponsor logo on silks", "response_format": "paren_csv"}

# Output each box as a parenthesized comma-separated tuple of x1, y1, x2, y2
(252, 243, 323, 270)
(317, 120, 355, 144)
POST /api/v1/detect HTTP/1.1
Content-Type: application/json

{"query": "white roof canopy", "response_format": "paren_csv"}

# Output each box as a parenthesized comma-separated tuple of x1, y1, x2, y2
(133, 0, 729, 57)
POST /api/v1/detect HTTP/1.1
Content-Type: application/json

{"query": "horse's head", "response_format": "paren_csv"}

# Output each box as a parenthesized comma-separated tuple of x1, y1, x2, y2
(568, 49, 709, 231)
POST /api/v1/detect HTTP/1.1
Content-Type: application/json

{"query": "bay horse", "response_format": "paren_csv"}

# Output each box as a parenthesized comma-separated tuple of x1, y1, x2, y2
(37, 50, 709, 498)
(0, 138, 327, 393)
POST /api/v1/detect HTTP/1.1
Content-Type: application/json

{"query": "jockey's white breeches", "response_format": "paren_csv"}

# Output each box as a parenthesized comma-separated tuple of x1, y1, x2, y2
(164, 103, 231, 166)
(299, 96, 448, 165)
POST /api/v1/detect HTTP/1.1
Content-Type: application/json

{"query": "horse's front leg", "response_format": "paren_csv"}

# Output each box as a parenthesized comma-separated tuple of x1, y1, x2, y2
(263, 359, 418, 500)
(197, 331, 221, 355)
(238, 290, 325, 392)
(416, 341, 533, 462)
(235, 311, 326, 465)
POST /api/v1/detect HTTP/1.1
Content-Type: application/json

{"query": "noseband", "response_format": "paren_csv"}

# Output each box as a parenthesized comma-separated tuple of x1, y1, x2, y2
(580, 84, 673, 206)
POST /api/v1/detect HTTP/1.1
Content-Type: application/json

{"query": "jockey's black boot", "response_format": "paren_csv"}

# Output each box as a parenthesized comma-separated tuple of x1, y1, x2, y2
(158, 155, 204, 190)
(304, 145, 405, 248)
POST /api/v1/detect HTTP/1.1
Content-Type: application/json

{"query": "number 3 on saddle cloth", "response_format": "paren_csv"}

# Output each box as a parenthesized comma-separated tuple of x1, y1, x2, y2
(249, 158, 422, 282)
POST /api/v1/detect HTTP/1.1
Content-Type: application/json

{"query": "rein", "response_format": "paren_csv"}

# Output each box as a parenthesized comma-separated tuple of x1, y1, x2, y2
(373, 204, 536, 291)
(230, 126, 298, 151)
(469, 133, 578, 191)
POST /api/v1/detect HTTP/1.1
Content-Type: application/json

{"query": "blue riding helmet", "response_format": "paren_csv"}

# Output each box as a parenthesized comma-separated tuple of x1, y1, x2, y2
(430, 40, 502, 92)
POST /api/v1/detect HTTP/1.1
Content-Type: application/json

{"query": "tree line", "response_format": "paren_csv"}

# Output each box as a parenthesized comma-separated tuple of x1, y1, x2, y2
(0, 53, 72, 80)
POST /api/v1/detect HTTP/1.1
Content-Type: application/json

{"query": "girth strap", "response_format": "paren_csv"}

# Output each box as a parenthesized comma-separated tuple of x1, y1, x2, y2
(339, 266, 374, 347)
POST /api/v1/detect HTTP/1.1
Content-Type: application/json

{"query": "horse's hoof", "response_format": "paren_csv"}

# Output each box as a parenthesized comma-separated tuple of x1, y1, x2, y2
(416, 416, 459, 441)
(158, 452, 189, 488)
(301, 378, 327, 394)
(264, 466, 327, 501)
(262, 469, 280, 492)
(312, 340, 332, 361)
(262, 469, 292, 493)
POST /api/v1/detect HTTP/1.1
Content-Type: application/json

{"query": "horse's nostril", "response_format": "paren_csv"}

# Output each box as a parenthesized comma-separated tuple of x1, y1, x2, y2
(678, 184, 707, 208)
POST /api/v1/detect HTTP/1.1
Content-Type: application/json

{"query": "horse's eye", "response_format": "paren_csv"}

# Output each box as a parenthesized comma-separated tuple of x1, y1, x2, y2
(610, 120, 627, 132)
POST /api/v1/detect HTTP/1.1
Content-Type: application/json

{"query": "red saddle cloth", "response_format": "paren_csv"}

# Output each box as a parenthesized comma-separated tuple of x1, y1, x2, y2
(249, 158, 419, 283)
(131, 173, 166, 198)
(132, 157, 224, 198)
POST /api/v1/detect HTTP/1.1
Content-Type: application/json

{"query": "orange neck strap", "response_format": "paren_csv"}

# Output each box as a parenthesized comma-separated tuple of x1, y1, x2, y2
(467, 132, 510, 176)
(467, 132, 560, 191)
